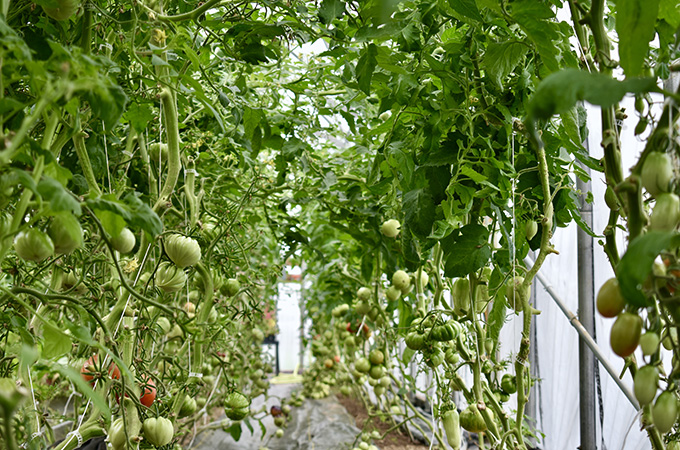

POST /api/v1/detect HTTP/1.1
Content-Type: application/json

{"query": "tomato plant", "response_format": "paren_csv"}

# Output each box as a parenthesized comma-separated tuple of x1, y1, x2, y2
(0, 0, 677, 449)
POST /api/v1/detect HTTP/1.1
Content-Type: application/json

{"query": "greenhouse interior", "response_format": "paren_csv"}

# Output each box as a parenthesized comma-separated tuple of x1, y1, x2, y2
(1, 0, 680, 449)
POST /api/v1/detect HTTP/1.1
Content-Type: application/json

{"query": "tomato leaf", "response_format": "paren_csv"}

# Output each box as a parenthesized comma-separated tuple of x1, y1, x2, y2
(37, 176, 82, 215)
(51, 363, 111, 419)
(441, 224, 492, 278)
(403, 188, 435, 239)
(319, 0, 345, 24)
(487, 290, 507, 346)
(616, 0, 660, 77)
(511, 0, 560, 72)
(356, 44, 378, 95)
(448, 0, 483, 22)
(88, 193, 163, 239)
(226, 422, 242, 441)
(528, 69, 657, 121)
(483, 41, 528, 87)
(42, 323, 72, 359)
(616, 231, 680, 307)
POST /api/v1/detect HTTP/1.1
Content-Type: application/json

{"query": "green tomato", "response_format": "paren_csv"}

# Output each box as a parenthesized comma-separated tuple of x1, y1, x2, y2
(459, 405, 489, 433)
(596, 278, 626, 318)
(641, 152, 673, 198)
(505, 276, 530, 312)
(357, 287, 372, 300)
(652, 391, 679, 433)
(48, 213, 83, 254)
(14, 229, 54, 262)
(392, 270, 410, 292)
(222, 278, 241, 297)
(501, 374, 517, 394)
(179, 395, 197, 417)
(610, 313, 642, 357)
(111, 227, 136, 254)
(380, 219, 400, 238)
(108, 418, 127, 450)
(164, 233, 201, 268)
(650, 193, 680, 231)
(525, 220, 538, 240)
(634, 365, 659, 405)
(385, 285, 401, 301)
(369, 349, 384, 365)
(155, 262, 187, 293)
(143, 417, 174, 447)
(639, 332, 660, 356)
(43, 0, 79, 21)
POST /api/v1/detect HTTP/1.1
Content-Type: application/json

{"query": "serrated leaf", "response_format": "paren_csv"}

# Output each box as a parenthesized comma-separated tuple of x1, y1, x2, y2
(37, 176, 82, 215)
(441, 224, 492, 278)
(125, 103, 155, 133)
(483, 41, 528, 87)
(617, 231, 680, 307)
(616, 0, 660, 77)
(528, 69, 657, 121)
(319, 0, 345, 24)
(356, 44, 378, 95)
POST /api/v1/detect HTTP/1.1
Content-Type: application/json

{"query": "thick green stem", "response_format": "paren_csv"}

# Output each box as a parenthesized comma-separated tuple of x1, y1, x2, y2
(3, 411, 18, 450)
(80, 3, 92, 55)
(191, 263, 214, 372)
(73, 129, 102, 196)
(154, 88, 181, 212)
(513, 125, 555, 449)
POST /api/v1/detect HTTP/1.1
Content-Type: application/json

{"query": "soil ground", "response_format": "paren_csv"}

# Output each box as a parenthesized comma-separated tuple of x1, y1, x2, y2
(336, 394, 429, 450)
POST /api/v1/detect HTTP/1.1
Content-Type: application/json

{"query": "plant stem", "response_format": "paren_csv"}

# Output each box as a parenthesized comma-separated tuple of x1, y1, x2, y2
(73, 128, 102, 196)
(154, 88, 181, 212)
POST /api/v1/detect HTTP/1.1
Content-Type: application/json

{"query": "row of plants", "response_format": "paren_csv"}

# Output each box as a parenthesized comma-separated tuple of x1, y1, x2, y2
(0, 0, 679, 449)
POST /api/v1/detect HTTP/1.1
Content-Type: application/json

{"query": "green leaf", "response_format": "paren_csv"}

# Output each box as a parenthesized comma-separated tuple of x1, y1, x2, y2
(42, 323, 72, 359)
(227, 422, 242, 441)
(37, 176, 82, 215)
(403, 189, 436, 239)
(448, 0, 483, 21)
(528, 69, 657, 121)
(319, 0, 345, 24)
(511, 0, 560, 72)
(402, 346, 415, 365)
(441, 224, 492, 278)
(51, 364, 111, 419)
(356, 44, 378, 95)
(84, 83, 127, 131)
(616, 0, 660, 77)
(487, 290, 507, 345)
(125, 103, 155, 133)
(659, 0, 680, 28)
(483, 41, 528, 87)
(87, 193, 163, 239)
(616, 231, 680, 307)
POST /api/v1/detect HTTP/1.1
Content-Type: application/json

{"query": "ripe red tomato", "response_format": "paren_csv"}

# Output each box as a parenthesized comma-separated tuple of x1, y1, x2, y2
(81, 355, 120, 384)
(140, 375, 157, 407)
(334, 355, 341, 363)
